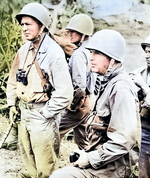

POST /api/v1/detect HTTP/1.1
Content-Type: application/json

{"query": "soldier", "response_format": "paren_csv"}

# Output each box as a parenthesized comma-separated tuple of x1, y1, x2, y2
(49, 29, 141, 178)
(59, 13, 95, 149)
(6, 2, 73, 178)
(129, 35, 150, 178)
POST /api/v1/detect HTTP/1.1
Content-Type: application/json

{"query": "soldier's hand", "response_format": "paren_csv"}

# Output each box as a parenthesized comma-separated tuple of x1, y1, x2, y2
(70, 88, 86, 111)
(9, 106, 19, 124)
(73, 149, 89, 168)
(143, 91, 150, 107)
(131, 73, 150, 95)
(74, 96, 85, 110)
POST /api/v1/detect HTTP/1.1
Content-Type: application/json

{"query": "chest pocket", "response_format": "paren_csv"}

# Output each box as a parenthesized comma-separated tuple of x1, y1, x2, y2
(96, 92, 111, 117)
(85, 111, 110, 151)
(29, 64, 43, 93)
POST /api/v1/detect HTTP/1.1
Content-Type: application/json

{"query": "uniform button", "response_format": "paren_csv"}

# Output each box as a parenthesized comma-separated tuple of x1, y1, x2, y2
(22, 92, 24, 94)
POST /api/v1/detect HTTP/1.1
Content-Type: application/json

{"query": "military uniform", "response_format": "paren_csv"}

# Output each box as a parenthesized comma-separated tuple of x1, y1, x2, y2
(59, 13, 95, 150)
(59, 40, 92, 149)
(6, 33, 73, 177)
(50, 29, 141, 178)
(130, 66, 150, 178)
(50, 66, 141, 178)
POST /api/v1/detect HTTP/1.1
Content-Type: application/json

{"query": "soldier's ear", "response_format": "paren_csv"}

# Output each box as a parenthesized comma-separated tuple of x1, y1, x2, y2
(107, 59, 115, 72)
(110, 59, 115, 66)
(40, 25, 45, 33)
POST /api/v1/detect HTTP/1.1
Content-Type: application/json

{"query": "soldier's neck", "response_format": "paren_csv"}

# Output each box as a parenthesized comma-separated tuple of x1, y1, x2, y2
(32, 33, 45, 49)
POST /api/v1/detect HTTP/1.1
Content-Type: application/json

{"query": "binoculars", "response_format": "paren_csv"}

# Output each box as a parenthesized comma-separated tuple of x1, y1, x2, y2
(16, 69, 28, 86)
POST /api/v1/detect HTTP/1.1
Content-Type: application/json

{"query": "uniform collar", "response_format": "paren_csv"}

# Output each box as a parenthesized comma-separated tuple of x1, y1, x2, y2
(29, 33, 47, 53)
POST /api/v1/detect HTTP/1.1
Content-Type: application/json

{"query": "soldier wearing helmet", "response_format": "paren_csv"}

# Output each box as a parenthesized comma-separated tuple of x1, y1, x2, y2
(50, 29, 141, 178)
(6, 2, 73, 177)
(65, 13, 93, 46)
(129, 35, 150, 178)
(59, 13, 96, 150)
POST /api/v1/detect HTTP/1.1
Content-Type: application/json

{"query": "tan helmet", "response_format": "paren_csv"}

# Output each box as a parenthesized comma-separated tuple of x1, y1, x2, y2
(141, 35, 150, 50)
(16, 2, 51, 31)
(86, 29, 126, 62)
(65, 14, 94, 36)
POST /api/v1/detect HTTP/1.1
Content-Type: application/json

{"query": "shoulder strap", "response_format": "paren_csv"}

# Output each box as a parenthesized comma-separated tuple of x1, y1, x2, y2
(93, 91, 101, 111)
(26, 33, 46, 77)
(18, 41, 31, 69)
(34, 59, 47, 88)
(34, 59, 44, 80)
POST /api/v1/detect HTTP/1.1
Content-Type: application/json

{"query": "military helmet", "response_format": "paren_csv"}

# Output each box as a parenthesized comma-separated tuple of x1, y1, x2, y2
(141, 35, 150, 50)
(16, 2, 51, 31)
(86, 29, 126, 62)
(65, 13, 94, 36)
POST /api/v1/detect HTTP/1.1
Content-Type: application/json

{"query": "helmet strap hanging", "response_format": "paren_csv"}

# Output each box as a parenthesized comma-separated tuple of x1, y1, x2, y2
(78, 34, 85, 47)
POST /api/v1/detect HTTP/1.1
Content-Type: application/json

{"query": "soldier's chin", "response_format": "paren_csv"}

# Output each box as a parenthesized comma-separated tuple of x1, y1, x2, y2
(91, 68, 99, 74)
(92, 68, 105, 75)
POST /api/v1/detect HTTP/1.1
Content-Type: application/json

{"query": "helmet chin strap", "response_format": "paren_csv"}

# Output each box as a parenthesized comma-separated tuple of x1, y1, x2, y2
(78, 34, 85, 47)
(73, 34, 85, 48)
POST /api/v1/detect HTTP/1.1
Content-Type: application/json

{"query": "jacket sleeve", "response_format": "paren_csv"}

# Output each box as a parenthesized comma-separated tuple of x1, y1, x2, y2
(88, 86, 140, 169)
(6, 52, 19, 106)
(42, 52, 74, 118)
(70, 52, 87, 91)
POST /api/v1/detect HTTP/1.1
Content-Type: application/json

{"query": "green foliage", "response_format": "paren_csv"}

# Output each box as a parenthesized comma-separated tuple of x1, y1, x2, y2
(0, 1, 22, 102)
(1, 0, 42, 16)
(0, 20, 23, 73)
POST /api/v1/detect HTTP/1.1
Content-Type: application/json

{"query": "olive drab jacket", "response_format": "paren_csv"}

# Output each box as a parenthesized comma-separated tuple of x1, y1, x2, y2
(6, 33, 73, 118)
(86, 66, 141, 177)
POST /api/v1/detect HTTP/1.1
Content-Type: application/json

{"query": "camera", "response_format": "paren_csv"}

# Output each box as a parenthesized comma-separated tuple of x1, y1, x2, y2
(69, 152, 80, 163)
(16, 69, 28, 86)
